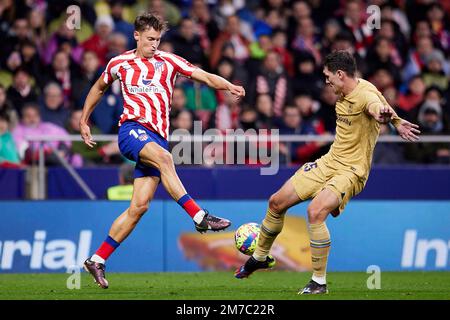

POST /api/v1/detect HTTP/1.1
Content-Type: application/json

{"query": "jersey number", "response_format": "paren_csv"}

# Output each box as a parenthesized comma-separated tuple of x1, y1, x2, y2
(129, 129, 146, 139)
(303, 162, 318, 172)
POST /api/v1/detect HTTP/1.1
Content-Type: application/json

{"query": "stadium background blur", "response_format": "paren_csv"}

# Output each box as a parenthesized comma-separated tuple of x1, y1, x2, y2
(0, 0, 449, 290)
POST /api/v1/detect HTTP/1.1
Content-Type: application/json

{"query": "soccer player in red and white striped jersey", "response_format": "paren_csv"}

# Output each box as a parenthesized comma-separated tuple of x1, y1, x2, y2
(80, 13, 245, 288)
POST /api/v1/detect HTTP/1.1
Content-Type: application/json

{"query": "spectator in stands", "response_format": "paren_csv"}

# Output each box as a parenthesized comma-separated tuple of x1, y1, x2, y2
(110, 0, 134, 50)
(89, 80, 123, 134)
(369, 68, 395, 93)
(18, 39, 43, 84)
(12, 103, 71, 165)
(426, 2, 450, 55)
(338, 0, 374, 57)
(239, 107, 259, 131)
(6, 67, 38, 117)
(292, 51, 323, 100)
(366, 36, 402, 85)
(66, 109, 121, 167)
(41, 20, 83, 66)
(182, 63, 217, 127)
(286, 0, 311, 45)
(403, 35, 434, 81)
(0, 111, 20, 166)
(0, 84, 18, 129)
(293, 93, 324, 131)
(171, 17, 206, 66)
(320, 19, 342, 58)
(209, 15, 250, 69)
(255, 94, 275, 130)
(421, 49, 449, 91)
(271, 29, 294, 77)
(82, 15, 114, 67)
(106, 32, 129, 61)
(376, 19, 408, 63)
(278, 105, 323, 164)
(291, 17, 322, 64)
(249, 51, 291, 117)
(28, 7, 47, 50)
(397, 75, 426, 121)
(210, 90, 241, 131)
(170, 87, 188, 121)
(39, 82, 69, 128)
(72, 50, 102, 107)
(171, 109, 194, 133)
(404, 100, 450, 164)
(379, 2, 411, 38)
(411, 20, 433, 46)
(2, 18, 32, 69)
(330, 32, 367, 76)
(42, 50, 79, 107)
(423, 85, 449, 119)
(189, 0, 220, 54)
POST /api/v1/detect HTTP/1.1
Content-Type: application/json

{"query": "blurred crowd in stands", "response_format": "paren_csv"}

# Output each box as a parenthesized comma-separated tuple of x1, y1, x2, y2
(0, 0, 449, 168)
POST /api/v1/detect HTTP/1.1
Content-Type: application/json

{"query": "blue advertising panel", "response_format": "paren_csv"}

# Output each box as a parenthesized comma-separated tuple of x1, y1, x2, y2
(0, 201, 164, 273)
(0, 200, 449, 273)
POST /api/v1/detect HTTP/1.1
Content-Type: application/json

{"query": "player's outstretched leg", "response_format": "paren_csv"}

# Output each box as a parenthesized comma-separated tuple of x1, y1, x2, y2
(298, 188, 337, 295)
(140, 142, 231, 233)
(235, 180, 301, 279)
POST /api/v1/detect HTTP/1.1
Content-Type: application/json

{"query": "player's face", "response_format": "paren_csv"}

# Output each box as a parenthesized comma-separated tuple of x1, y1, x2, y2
(323, 67, 344, 95)
(134, 27, 162, 58)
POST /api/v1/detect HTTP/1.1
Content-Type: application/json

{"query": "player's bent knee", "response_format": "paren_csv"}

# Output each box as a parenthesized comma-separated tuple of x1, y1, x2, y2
(307, 205, 324, 224)
(128, 204, 149, 220)
(155, 149, 173, 169)
(268, 194, 285, 214)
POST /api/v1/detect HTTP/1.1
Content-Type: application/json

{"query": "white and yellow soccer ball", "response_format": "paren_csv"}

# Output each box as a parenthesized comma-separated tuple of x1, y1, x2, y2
(234, 223, 260, 255)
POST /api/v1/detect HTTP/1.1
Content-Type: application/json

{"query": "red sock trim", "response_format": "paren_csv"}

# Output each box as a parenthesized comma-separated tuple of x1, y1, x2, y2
(96, 242, 116, 260)
(183, 199, 202, 218)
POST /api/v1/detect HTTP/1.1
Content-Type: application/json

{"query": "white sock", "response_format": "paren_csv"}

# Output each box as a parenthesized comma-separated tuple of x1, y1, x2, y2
(193, 210, 206, 224)
(312, 274, 326, 285)
(91, 254, 105, 264)
(252, 253, 267, 262)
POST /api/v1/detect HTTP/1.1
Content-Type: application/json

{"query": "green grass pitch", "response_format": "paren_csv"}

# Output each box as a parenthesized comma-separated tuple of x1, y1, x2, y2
(0, 271, 449, 300)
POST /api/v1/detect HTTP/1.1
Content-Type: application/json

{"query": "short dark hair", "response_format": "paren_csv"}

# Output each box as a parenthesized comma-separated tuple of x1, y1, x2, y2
(324, 50, 357, 77)
(134, 12, 168, 32)
(0, 110, 10, 122)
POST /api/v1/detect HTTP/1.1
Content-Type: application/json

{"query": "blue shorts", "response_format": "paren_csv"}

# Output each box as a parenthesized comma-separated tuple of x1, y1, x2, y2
(118, 121, 169, 179)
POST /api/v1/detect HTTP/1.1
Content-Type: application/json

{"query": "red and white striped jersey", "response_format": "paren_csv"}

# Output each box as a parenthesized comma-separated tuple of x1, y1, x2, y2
(102, 49, 197, 139)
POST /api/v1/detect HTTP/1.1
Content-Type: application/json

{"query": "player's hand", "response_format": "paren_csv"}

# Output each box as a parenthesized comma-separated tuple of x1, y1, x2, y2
(396, 119, 421, 142)
(376, 105, 394, 124)
(228, 84, 245, 100)
(80, 122, 97, 148)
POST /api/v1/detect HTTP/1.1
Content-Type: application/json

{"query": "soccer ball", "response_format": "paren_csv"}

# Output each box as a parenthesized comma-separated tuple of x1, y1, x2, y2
(235, 223, 260, 255)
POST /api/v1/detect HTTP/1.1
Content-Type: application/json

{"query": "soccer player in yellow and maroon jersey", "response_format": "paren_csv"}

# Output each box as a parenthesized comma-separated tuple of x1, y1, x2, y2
(80, 13, 245, 288)
(235, 50, 420, 294)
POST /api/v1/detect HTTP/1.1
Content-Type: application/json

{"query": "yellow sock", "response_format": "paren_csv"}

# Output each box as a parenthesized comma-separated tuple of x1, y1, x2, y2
(253, 208, 286, 261)
(308, 222, 331, 285)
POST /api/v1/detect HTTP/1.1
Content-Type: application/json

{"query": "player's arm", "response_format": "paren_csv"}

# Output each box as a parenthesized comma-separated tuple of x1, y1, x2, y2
(190, 68, 245, 99)
(387, 106, 421, 142)
(365, 101, 394, 124)
(80, 77, 110, 148)
(366, 102, 420, 141)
